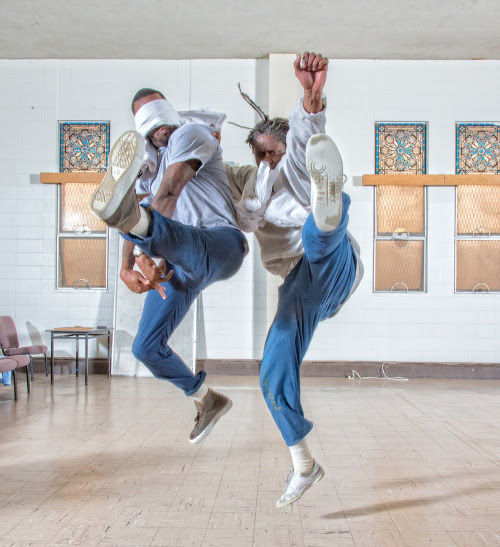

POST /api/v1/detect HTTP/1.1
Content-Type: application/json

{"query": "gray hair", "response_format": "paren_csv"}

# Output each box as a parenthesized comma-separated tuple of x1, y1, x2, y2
(245, 117, 289, 149)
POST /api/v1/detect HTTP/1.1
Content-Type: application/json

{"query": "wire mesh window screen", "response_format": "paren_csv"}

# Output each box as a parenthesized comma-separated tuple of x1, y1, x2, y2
(58, 237, 107, 289)
(60, 183, 107, 233)
(376, 186, 425, 235)
(456, 185, 500, 236)
(374, 240, 424, 291)
(456, 240, 500, 292)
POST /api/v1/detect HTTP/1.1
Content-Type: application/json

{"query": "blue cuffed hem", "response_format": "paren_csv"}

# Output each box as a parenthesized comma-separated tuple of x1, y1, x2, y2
(184, 369, 207, 396)
(284, 421, 314, 447)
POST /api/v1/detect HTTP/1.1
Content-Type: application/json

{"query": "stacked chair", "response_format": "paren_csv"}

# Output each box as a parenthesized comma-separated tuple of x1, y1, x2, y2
(0, 355, 30, 400)
(0, 316, 48, 380)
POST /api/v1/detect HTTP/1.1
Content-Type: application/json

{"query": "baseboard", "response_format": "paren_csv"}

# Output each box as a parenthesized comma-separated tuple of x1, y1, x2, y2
(34, 358, 500, 380)
(32, 357, 109, 375)
(196, 359, 500, 379)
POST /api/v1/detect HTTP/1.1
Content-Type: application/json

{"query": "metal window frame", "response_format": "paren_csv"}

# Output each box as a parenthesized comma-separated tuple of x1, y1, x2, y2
(373, 186, 428, 293)
(56, 185, 109, 291)
(454, 186, 500, 294)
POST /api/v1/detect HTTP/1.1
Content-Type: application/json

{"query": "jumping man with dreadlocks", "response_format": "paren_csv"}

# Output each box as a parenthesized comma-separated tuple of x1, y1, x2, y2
(225, 52, 363, 507)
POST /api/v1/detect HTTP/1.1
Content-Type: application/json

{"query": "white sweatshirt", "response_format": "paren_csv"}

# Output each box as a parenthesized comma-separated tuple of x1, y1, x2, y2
(226, 98, 325, 278)
(225, 98, 363, 303)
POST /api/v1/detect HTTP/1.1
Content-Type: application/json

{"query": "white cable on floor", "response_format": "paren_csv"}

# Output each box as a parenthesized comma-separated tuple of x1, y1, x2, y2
(347, 362, 409, 382)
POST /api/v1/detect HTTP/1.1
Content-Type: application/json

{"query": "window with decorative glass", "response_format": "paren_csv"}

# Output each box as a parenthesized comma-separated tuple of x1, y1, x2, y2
(455, 122, 500, 293)
(57, 183, 108, 289)
(373, 185, 427, 292)
(455, 185, 500, 293)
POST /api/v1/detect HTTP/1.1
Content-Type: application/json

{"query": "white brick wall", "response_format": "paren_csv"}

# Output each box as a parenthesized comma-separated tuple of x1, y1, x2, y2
(0, 58, 498, 364)
(0, 59, 263, 359)
(315, 59, 500, 364)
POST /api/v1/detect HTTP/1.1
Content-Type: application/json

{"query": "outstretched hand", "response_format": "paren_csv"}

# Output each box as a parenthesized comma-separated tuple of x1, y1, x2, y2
(135, 254, 173, 300)
(294, 52, 329, 96)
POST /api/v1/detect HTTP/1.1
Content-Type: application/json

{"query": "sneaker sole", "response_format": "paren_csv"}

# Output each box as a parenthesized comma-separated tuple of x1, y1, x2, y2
(275, 465, 325, 508)
(90, 130, 145, 229)
(189, 398, 233, 445)
(306, 134, 343, 231)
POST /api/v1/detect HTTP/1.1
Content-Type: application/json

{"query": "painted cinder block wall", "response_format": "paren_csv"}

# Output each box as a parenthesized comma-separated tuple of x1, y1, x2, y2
(0, 59, 498, 365)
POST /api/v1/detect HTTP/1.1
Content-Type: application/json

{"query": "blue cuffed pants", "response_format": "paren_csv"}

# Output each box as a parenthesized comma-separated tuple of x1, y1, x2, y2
(260, 192, 357, 445)
(124, 209, 247, 395)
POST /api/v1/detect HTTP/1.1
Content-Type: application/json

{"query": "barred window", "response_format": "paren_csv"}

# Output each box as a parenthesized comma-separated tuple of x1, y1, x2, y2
(373, 185, 427, 293)
(57, 183, 108, 289)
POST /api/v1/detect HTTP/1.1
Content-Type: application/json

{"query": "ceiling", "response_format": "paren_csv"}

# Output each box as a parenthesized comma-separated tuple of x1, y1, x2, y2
(1, 0, 499, 60)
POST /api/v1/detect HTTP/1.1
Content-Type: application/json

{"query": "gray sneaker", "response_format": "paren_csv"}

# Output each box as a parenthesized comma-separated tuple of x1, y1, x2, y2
(276, 460, 325, 508)
(90, 130, 145, 233)
(189, 388, 233, 444)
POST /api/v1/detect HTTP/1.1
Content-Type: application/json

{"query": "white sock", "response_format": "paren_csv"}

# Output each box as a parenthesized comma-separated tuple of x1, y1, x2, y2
(191, 383, 209, 403)
(289, 438, 314, 473)
(130, 207, 151, 238)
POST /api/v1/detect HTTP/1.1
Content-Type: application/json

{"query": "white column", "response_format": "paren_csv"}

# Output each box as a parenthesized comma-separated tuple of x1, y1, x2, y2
(266, 54, 303, 327)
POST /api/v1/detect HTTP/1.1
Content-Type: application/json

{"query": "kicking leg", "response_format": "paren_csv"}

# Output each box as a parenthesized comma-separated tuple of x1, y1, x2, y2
(90, 130, 145, 233)
(124, 212, 247, 288)
(306, 133, 343, 232)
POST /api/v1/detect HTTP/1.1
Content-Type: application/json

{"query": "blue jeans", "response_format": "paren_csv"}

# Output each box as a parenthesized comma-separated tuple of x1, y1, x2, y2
(124, 209, 247, 395)
(260, 193, 357, 445)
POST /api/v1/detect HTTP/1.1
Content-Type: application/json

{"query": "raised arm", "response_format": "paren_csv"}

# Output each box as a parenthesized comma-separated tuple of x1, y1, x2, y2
(280, 52, 329, 207)
(294, 52, 328, 114)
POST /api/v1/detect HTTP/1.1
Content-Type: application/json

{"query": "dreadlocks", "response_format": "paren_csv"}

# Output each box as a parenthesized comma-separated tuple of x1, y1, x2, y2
(235, 83, 290, 149)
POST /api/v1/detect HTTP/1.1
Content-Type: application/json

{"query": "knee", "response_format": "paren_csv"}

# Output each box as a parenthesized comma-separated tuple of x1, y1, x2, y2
(131, 338, 149, 363)
(132, 336, 170, 365)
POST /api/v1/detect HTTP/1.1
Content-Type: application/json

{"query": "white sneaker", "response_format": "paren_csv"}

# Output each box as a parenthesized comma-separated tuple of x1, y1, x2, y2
(90, 130, 145, 233)
(306, 134, 343, 231)
(276, 460, 325, 508)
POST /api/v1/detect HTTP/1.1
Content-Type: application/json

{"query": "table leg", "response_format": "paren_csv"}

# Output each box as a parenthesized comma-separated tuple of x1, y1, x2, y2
(85, 334, 89, 386)
(50, 333, 54, 385)
(107, 330, 111, 377)
(75, 336, 79, 377)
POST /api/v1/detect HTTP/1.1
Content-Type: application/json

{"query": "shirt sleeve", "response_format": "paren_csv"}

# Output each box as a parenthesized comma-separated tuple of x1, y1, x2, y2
(280, 97, 327, 207)
(166, 124, 218, 167)
(225, 164, 257, 201)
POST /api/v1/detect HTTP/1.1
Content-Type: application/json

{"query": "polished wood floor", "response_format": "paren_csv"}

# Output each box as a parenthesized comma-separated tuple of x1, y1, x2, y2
(1, 374, 499, 546)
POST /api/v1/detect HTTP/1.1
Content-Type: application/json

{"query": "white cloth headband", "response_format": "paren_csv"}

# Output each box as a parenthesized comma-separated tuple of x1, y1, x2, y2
(179, 110, 227, 132)
(134, 98, 181, 138)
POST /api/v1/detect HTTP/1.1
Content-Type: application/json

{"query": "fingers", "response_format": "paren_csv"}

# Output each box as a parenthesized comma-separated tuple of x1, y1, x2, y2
(155, 284, 166, 300)
(122, 271, 151, 294)
(155, 268, 173, 300)
(318, 57, 329, 71)
(298, 52, 328, 71)
(160, 269, 174, 283)
(158, 261, 167, 277)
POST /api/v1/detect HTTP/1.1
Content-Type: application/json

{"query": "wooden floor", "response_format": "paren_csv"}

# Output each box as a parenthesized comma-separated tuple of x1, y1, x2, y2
(0, 374, 499, 546)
